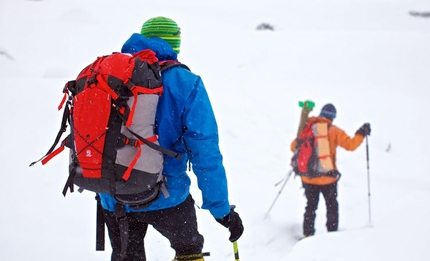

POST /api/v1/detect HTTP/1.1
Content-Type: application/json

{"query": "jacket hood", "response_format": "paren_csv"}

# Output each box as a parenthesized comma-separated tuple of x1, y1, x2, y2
(121, 33, 178, 61)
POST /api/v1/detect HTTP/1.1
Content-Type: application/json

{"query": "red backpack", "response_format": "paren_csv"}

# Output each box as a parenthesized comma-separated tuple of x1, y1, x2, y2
(291, 121, 339, 178)
(30, 50, 185, 208)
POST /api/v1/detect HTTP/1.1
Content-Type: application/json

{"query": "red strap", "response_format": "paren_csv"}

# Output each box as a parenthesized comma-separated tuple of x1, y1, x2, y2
(118, 107, 125, 115)
(58, 92, 68, 111)
(159, 60, 168, 66)
(159, 60, 177, 67)
(130, 86, 163, 95)
(125, 86, 163, 127)
(41, 145, 65, 165)
(135, 85, 164, 95)
(91, 56, 105, 73)
(125, 90, 138, 127)
(96, 74, 119, 100)
(146, 135, 158, 142)
(125, 135, 158, 146)
(122, 140, 143, 180)
(122, 135, 159, 180)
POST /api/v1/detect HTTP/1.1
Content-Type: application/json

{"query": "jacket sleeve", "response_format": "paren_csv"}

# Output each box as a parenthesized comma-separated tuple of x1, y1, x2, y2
(182, 76, 231, 219)
(333, 126, 364, 151)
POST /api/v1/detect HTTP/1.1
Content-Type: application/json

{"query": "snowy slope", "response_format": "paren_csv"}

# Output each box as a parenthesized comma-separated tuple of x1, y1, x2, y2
(1, 0, 430, 260)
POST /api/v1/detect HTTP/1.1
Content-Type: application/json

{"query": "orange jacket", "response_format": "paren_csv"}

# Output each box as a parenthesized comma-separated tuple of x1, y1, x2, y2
(290, 116, 364, 185)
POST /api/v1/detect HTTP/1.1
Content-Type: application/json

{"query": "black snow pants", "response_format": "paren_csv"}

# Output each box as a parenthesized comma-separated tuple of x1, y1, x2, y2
(103, 195, 204, 261)
(303, 182, 339, 236)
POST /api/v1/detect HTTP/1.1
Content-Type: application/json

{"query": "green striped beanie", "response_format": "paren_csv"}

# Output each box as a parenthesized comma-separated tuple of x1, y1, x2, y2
(140, 16, 181, 54)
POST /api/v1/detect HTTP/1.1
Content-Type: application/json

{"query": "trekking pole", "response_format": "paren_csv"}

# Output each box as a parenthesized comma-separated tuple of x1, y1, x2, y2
(264, 169, 293, 220)
(366, 136, 372, 226)
(233, 241, 240, 261)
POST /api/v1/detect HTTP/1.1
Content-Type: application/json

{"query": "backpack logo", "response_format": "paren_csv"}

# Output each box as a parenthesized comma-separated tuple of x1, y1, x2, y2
(291, 122, 339, 178)
(30, 50, 186, 209)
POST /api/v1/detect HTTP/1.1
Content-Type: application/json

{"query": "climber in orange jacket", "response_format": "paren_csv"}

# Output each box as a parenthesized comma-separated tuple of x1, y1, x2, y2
(290, 103, 371, 237)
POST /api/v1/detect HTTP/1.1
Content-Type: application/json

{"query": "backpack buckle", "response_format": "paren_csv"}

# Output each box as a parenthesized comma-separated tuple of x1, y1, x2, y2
(87, 77, 97, 86)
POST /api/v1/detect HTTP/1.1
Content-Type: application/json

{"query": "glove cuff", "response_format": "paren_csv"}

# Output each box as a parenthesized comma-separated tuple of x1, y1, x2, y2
(215, 214, 230, 228)
(356, 129, 366, 137)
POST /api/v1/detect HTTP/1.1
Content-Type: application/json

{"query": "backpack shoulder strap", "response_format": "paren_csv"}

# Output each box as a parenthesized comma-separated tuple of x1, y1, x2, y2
(160, 60, 190, 72)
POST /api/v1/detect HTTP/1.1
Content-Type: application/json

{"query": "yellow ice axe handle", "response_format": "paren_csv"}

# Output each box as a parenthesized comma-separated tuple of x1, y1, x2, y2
(233, 241, 240, 261)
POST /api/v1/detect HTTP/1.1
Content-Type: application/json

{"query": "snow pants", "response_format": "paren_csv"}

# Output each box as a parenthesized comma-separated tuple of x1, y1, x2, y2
(303, 182, 338, 236)
(103, 195, 204, 261)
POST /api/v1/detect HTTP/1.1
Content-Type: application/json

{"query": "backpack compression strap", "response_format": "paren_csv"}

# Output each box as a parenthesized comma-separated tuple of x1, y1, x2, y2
(128, 129, 182, 160)
(121, 135, 158, 180)
(30, 80, 77, 167)
(29, 98, 71, 167)
(123, 83, 164, 127)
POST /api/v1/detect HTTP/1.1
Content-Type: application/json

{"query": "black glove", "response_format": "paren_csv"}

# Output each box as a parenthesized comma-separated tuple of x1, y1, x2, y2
(356, 123, 371, 137)
(215, 205, 244, 242)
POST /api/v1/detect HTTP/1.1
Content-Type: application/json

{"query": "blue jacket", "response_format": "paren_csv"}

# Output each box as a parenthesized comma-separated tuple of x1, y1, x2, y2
(98, 33, 231, 219)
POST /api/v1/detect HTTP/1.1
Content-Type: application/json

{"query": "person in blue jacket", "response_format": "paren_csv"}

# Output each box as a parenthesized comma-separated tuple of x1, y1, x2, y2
(98, 16, 244, 261)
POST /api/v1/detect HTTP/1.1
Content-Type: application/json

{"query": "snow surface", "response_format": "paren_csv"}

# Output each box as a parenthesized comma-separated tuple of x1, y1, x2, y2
(1, 0, 430, 260)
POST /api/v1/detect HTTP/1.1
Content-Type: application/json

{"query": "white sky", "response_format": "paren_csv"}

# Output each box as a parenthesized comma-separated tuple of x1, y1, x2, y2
(1, 0, 430, 260)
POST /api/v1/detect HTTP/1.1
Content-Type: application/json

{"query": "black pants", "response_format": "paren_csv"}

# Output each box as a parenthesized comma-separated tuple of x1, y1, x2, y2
(303, 182, 338, 235)
(103, 195, 204, 261)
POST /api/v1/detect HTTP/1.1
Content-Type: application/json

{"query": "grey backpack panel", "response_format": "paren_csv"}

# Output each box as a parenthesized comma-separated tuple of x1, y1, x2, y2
(116, 95, 163, 174)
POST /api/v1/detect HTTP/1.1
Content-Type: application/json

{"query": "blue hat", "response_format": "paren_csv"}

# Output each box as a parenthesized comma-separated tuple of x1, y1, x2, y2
(320, 103, 337, 119)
